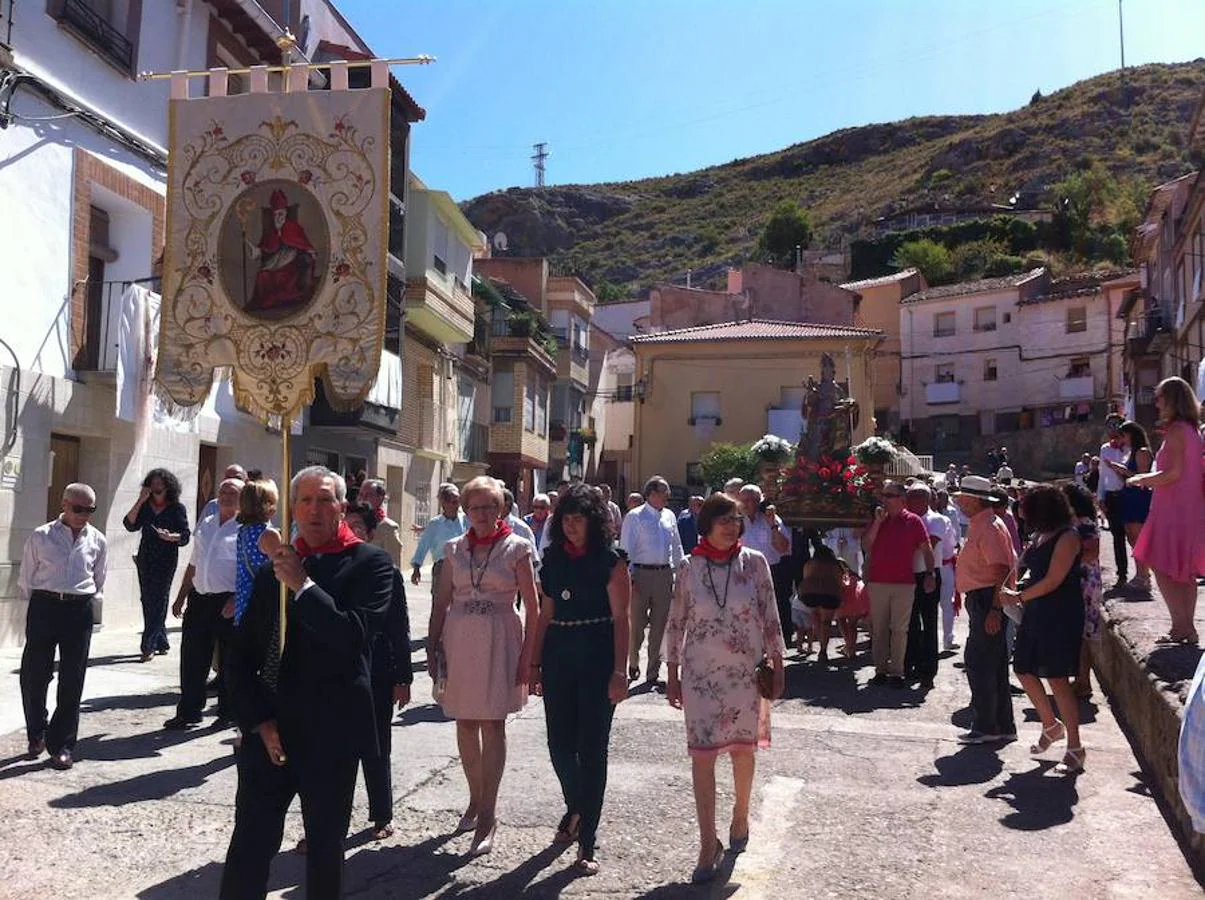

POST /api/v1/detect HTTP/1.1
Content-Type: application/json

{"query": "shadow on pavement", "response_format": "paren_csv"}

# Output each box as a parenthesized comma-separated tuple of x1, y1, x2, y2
(49, 753, 234, 808)
(440, 844, 572, 897)
(67, 724, 212, 763)
(629, 853, 740, 899)
(80, 691, 177, 714)
(917, 745, 1005, 788)
(84, 653, 157, 668)
(783, 658, 924, 713)
(396, 703, 453, 727)
(984, 762, 1079, 830)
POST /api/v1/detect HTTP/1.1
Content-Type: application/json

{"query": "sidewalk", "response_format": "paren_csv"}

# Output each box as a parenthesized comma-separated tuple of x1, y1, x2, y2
(1093, 528, 1204, 869)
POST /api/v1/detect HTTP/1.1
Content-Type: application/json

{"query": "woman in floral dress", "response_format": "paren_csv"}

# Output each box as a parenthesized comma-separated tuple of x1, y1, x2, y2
(666, 492, 785, 884)
(1062, 483, 1103, 699)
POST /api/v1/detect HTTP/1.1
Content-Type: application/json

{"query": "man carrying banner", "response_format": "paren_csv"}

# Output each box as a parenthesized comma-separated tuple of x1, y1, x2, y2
(221, 466, 392, 898)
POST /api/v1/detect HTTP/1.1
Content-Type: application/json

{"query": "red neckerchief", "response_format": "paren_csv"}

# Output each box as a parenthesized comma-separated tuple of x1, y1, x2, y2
(293, 520, 363, 558)
(467, 520, 512, 548)
(563, 540, 588, 559)
(374, 506, 386, 524)
(692, 538, 741, 562)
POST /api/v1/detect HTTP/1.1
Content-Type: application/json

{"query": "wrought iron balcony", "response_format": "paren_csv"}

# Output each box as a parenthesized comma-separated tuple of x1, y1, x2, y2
(56, 0, 134, 72)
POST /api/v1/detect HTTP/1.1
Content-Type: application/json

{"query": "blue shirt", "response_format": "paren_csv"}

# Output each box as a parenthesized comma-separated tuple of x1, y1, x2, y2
(1180, 650, 1205, 833)
(677, 510, 699, 552)
(234, 522, 270, 625)
(411, 512, 467, 567)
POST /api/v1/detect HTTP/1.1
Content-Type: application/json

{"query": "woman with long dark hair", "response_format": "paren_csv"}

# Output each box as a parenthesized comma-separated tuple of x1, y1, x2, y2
(529, 484, 631, 875)
(1104, 420, 1153, 590)
(125, 468, 190, 661)
(1001, 485, 1085, 774)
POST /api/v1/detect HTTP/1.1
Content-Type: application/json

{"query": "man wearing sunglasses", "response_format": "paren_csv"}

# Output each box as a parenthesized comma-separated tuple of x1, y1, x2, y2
(18, 483, 108, 770)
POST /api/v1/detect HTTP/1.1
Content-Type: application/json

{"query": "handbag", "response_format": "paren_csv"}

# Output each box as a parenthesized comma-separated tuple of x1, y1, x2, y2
(755, 656, 775, 700)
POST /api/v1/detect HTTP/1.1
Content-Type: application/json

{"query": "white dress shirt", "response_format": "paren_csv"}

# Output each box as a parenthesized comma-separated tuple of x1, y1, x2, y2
(19, 518, 108, 599)
(190, 511, 241, 594)
(913, 510, 950, 573)
(742, 514, 790, 566)
(1098, 442, 1126, 496)
(823, 527, 864, 575)
(508, 514, 538, 554)
(620, 502, 684, 567)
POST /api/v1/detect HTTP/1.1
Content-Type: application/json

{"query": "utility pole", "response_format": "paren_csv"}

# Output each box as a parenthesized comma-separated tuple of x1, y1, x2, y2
(532, 142, 548, 188)
(1118, 0, 1128, 106)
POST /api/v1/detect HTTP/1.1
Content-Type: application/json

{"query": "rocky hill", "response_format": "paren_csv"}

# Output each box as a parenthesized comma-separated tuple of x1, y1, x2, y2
(462, 62, 1204, 293)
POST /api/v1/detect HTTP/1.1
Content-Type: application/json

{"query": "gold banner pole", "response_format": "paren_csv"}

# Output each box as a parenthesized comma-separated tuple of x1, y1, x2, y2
(279, 420, 291, 655)
(138, 56, 435, 82)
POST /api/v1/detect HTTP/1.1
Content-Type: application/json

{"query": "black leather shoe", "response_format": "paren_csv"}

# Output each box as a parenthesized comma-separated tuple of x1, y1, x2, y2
(27, 736, 45, 760)
(869, 673, 889, 686)
(164, 715, 202, 730)
(50, 749, 73, 770)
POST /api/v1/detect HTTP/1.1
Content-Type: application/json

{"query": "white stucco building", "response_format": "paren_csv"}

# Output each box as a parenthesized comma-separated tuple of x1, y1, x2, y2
(0, 1, 396, 647)
(899, 268, 1138, 458)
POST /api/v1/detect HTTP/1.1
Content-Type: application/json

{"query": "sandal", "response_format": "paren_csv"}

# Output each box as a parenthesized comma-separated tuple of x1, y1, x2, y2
(553, 812, 581, 845)
(690, 840, 724, 884)
(1155, 632, 1201, 646)
(371, 822, 394, 840)
(573, 853, 600, 876)
(455, 811, 478, 834)
(1029, 722, 1065, 757)
(1056, 746, 1086, 774)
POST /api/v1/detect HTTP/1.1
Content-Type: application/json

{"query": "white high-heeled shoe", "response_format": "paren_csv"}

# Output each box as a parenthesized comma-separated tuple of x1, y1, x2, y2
(469, 821, 497, 857)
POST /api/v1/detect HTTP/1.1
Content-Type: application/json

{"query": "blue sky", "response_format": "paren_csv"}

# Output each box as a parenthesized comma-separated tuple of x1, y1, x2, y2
(337, 0, 1205, 200)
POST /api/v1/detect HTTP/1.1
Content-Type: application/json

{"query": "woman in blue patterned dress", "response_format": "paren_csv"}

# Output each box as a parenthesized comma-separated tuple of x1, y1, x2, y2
(234, 479, 279, 625)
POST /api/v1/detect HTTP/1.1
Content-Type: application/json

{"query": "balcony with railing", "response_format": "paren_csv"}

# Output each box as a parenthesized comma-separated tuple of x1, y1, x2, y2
(405, 261, 474, 345)
(1125, 306, 1172, 357)
(75, 278, 160, 379)
(554, 335, 590, 387)
(387, 193, 405, 281)
(55, 0, 134, 73)
(925, 381, 961, 405)
(1058, 374, 1095, 402)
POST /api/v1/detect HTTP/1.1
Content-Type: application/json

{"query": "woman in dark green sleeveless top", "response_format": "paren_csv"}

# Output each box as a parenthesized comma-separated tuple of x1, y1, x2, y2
(530, 484, 632, 875)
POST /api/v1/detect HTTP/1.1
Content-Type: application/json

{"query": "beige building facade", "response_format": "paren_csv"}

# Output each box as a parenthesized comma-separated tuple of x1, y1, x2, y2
(631, 320, 881, 493)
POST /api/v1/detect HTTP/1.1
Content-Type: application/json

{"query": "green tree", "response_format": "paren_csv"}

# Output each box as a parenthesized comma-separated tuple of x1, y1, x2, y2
(756, 201, 813, 269)
(699, 442, 756, 490)
(593, 280, 627, 303)
(952, 238, 1009, 280)
(891, 238, 954, 285)
(1050, 162, 1121, 255)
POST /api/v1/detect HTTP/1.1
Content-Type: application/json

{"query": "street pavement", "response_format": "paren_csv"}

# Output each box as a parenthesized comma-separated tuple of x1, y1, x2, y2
(0, 573, 1201, 899)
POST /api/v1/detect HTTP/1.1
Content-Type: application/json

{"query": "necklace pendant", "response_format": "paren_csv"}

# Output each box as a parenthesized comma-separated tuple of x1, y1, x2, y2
(561, 589, 571, 601)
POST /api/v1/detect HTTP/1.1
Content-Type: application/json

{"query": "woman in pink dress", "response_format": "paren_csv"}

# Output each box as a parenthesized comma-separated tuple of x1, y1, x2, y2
(666, 492, 785, 884)
(1131, 377, 1204, 645)
(428, 477, 539, 855)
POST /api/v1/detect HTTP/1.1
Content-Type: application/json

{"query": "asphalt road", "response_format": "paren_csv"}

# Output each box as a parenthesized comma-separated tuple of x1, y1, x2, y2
(0, 574, 1200, 899)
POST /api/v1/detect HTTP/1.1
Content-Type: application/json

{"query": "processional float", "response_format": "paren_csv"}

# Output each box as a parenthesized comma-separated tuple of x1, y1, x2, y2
(147, 41, 432, 650)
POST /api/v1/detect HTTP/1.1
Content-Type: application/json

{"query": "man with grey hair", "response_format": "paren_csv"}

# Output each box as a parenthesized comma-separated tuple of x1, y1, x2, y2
(357, 477, 402, 568)
(410, 482, 466, 586)
(166, 476, 244, 730)
(739, 485, 793, 644)
(723, 477, 745, 500)
(18, 483, 108, 769)
(223, 464, 392, 897)
(620, 475, 684, 683)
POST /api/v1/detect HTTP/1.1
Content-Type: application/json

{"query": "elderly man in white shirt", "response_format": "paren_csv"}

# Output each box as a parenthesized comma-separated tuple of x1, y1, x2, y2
(739, 485, 793, 645)
(166, 477, 243, 730)
(930, 486, 961, 650)
(619, 475, 684, 684)
(905, 483, 953, 688)
(18, 483, 108, 769)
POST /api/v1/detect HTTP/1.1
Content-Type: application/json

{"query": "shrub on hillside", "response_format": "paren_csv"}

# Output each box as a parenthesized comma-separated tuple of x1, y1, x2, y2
(892, 238, 954, 285)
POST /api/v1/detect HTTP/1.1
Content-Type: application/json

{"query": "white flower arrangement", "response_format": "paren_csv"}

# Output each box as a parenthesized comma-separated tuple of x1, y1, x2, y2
(752, 434, 794, 463)
(852, 436, 898, 465)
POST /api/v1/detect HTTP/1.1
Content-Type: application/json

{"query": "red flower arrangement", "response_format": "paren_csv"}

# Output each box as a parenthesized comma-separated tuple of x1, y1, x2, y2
(782, 453, 875, 501)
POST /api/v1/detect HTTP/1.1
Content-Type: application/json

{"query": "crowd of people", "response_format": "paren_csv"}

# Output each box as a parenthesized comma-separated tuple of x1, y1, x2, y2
(13, 375, 1204, 895)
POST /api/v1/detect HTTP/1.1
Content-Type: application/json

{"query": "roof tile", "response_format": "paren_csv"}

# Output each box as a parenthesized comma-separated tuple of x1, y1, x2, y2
(629, 319, 883, 344)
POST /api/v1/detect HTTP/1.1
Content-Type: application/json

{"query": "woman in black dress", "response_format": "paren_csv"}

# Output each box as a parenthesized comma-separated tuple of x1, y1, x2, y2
(530, 484, 631, 875)
(124, 469, 190, 661)
(1001, 485, 1085, 774)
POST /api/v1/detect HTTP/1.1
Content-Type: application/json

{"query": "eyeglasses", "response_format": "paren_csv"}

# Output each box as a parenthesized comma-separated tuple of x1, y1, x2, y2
(70, 504, 97, 514)
(466, 504, 499, 514)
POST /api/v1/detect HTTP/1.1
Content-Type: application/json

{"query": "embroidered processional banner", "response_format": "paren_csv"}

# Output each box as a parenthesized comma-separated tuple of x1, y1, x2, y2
(156, 64, 390, 422)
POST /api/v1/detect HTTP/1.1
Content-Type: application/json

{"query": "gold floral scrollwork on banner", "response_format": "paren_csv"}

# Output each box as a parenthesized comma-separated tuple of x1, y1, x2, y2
(157, 90, 390, 423)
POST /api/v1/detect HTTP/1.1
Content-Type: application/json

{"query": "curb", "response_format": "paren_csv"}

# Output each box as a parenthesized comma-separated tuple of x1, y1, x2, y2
(1095, 621, 1205, 874)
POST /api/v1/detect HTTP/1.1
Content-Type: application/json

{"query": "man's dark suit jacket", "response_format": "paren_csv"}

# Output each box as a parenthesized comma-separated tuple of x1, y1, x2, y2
(227, 542, 393, 762)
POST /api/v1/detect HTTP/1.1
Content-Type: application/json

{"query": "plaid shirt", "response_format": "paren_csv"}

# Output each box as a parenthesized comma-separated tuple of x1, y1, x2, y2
(1181, 650, 1205, 833)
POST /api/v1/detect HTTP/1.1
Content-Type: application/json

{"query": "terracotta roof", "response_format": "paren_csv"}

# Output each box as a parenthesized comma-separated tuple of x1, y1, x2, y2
(629, 320, 883, 344)
(901, 269, 1046, 304)
(1020, 269, 1139, 304)
(840, 269, 920, 290)
(314, 40, 426, 122)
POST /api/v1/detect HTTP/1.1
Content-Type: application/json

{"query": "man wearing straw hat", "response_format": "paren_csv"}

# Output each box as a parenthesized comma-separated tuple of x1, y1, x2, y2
(951, 476, 1018, 745)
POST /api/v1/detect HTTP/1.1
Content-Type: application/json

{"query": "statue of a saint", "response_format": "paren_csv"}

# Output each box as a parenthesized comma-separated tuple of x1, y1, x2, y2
(800, 353, 859, 460)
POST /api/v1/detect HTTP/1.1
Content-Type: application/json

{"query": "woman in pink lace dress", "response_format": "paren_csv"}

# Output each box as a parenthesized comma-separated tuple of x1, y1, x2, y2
(1131, 378, 1204, 645)
(666, 492, 785, 884)
(428, 477, 539, 856)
